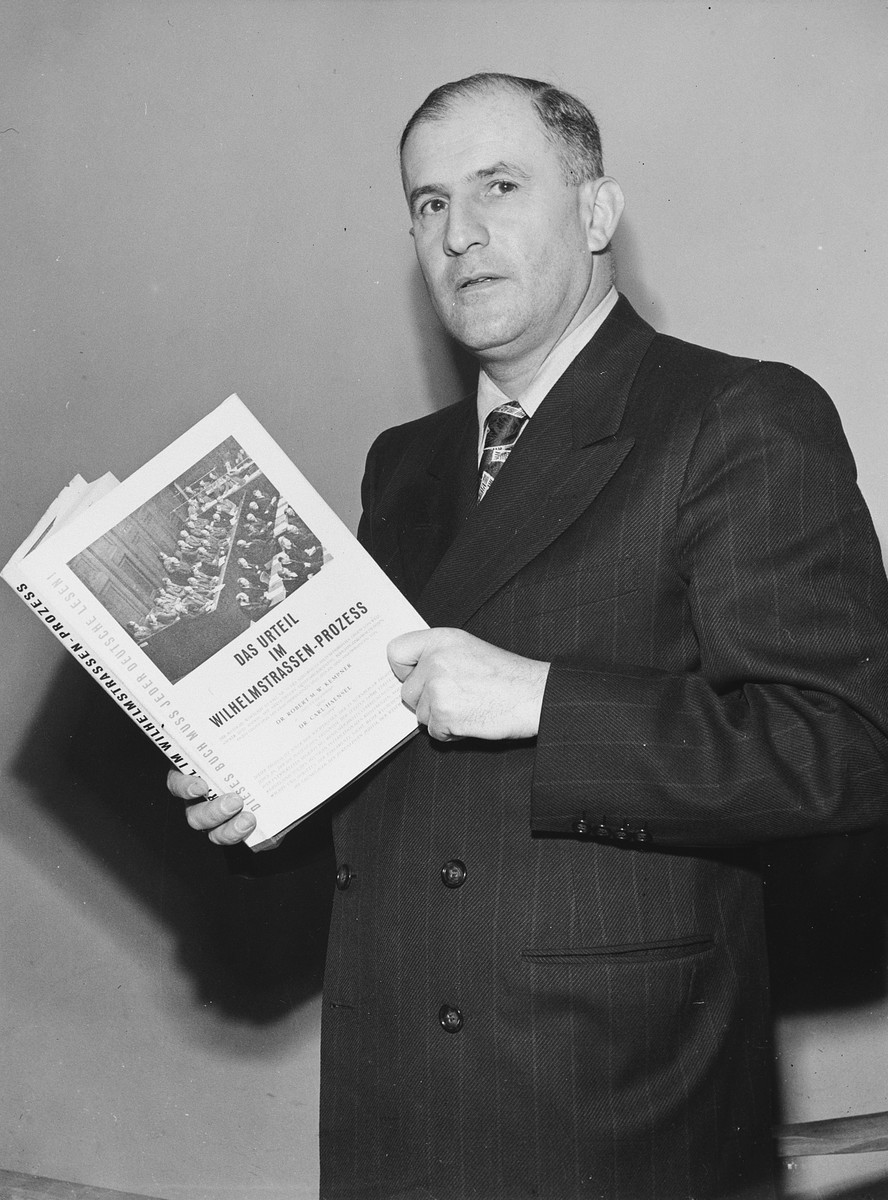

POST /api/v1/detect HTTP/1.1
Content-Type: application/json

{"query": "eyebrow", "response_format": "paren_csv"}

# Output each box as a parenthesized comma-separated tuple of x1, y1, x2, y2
(408, 160, 531, 213)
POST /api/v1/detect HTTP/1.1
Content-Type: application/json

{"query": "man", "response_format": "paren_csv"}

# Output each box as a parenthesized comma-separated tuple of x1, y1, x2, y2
(171, 74, 888, 1198)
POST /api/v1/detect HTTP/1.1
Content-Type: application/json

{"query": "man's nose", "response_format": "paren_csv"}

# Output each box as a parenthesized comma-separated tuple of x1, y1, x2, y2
(443, 199, 488, 256)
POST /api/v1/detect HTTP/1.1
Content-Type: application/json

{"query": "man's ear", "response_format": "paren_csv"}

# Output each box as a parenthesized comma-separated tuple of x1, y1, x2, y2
(581, 177, 625, 253)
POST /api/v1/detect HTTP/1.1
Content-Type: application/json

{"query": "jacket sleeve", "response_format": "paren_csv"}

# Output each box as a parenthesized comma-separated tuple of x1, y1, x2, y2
(531, 364, 888, 847)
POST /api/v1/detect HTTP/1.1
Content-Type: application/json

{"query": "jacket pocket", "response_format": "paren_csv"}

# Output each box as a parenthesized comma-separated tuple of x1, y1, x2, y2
(521, 934, 713, 965)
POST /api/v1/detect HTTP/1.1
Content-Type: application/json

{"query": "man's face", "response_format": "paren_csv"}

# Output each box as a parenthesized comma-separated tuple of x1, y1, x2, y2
(401, 88, 597, 373)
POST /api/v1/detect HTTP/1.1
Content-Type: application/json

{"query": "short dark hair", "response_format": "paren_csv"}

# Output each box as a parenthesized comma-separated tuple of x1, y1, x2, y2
(399, 72, 604, 184)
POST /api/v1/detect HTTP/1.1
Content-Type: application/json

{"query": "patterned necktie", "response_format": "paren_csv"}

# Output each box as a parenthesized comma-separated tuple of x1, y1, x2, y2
(477, 401, 528, 501)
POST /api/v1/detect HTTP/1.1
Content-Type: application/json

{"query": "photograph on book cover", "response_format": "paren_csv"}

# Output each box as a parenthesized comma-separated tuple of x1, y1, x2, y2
(67, 436, 329, 684)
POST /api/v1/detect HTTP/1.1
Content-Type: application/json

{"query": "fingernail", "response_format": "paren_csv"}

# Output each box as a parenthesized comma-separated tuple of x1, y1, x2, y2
(234, 814, 253, 832)
(221, 795, 242, 815)
(186, 780, 207, 798)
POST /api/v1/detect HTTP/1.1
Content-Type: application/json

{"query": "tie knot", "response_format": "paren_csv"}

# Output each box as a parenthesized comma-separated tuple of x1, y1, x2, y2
(483, 402, 527, 448)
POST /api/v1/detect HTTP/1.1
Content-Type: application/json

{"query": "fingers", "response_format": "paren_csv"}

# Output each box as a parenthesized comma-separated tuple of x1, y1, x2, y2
(387, 629, 464, 740)
(167, 769, 209, 801)
(399, 668, 424, 717)
(206, 807, 256, 846)
(188, 793, 256, 845)
(405, 672, 462, 742)
(387, 628, 432, 682)
(427, 721, 460, 743)
(167, 769, 256, 845)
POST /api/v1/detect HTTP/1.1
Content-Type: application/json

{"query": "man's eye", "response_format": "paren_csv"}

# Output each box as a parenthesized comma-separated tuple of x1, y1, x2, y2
(490, 180, 517, 196)
(418, 197, 447, 217)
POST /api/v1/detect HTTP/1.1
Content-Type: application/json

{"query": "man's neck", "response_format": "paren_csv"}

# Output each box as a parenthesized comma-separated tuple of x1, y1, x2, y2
(481, 352, 551, 401)
(477, 265, 614, 400)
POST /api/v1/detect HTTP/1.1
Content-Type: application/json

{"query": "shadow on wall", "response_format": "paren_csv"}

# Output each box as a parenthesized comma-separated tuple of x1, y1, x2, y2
(8, 655, 334, 1026)
(612, 218, 667, 331)
(406, 265, 476, 412)
(764, 827, 888, 1014)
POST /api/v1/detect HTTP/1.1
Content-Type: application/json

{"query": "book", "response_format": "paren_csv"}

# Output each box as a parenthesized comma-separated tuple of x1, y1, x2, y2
(2, 394, 425, 850)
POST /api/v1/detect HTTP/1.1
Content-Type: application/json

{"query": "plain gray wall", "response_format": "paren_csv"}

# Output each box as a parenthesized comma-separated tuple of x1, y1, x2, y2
(2, 3, 887, 1197)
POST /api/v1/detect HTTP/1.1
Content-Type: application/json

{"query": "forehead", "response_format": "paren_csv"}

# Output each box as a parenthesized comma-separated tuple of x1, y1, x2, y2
(401, 89, 559, 188)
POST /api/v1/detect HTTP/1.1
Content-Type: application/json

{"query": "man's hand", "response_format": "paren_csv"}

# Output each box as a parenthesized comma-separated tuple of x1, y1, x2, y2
(167, 770, 256, 845)
(388, 628, 550, 742)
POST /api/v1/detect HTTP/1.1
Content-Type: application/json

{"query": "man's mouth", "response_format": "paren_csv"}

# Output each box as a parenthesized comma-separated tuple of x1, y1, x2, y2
(457, 275, 499, 291)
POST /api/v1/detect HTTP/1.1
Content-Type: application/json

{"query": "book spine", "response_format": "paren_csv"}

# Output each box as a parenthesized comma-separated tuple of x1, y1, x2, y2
(2, 571, 211, 789)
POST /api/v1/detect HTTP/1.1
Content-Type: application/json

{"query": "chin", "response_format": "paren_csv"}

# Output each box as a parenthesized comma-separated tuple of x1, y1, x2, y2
(446, 315, 523, 356)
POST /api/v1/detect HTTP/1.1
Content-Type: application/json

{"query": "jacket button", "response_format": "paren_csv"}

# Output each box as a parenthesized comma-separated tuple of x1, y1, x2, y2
(595, 824, 613, 839)
(572, 818, 590, 836)
(439, 1004, 464, 1033)
(335, 863, 353, 890)
(441, 859, 467, 888)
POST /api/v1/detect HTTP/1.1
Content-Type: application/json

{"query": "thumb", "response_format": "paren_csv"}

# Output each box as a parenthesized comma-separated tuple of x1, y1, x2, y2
(387, 628, 431, 682)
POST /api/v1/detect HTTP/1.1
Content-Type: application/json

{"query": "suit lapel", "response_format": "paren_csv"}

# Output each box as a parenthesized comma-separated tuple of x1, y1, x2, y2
(378, 399, 477, 602)
(415, 297, 656, 629)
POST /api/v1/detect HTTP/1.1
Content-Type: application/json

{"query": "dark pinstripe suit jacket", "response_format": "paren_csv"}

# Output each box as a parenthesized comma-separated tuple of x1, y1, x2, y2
(319, 297, 888, 1199)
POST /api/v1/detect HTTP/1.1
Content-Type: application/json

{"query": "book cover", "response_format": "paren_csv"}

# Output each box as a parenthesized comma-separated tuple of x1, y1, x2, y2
(2, 394, 424, 849)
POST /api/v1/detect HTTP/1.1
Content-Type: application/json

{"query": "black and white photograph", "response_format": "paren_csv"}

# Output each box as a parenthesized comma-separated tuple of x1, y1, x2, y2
(67, 436, 327, 683)
(2, 4, 888, 1200)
